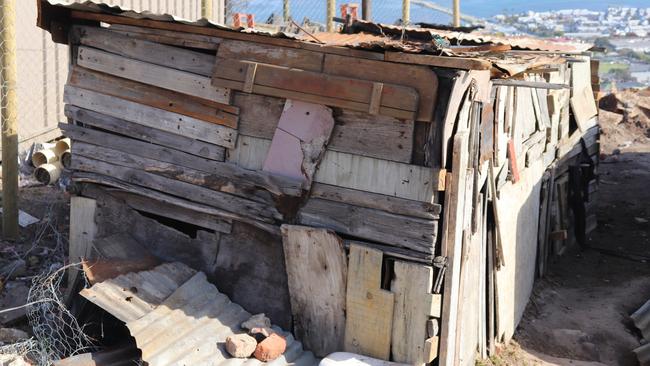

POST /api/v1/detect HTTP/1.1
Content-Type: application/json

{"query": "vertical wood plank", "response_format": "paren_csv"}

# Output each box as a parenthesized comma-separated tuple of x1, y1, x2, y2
(391, 261, 434, 365)
(344, 244, 394, 360)
(281, 225, 347, 357)
(68, 196, 97, 289)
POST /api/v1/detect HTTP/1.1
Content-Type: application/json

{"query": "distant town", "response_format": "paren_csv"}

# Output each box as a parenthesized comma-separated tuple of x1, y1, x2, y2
(490, 7, 650, 90)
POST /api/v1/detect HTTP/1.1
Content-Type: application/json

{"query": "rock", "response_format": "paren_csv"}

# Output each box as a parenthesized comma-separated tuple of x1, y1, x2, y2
(225, 334, 257, 358)
(634, 217, 648, 224)
(254, 333, 287, 362)
(1, 260, 26, 279)
(0, 328, 30, 343)
(242, 313, 271, 331)
(250, 326, 276, 343)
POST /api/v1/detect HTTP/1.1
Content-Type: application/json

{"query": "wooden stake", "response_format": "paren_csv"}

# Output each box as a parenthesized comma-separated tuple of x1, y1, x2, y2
(402, 0, 410, 25)
(283, 0, 290, 21)
(327, 0, 335, 32)
(453, 0, 460, 27)
(1, 0, 19, 240)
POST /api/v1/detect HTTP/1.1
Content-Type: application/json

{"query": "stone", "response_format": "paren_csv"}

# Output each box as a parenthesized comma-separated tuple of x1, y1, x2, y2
(225, 334, 257, 358)
(241, 313, 271, 331)
(254, 333, 287, 362)
(250, 326, 275, 338)
(0, 328, 30, 343)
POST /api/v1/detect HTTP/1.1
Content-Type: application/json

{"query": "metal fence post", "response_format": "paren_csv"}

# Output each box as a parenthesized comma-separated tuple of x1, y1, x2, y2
(0, 0, 19, 240)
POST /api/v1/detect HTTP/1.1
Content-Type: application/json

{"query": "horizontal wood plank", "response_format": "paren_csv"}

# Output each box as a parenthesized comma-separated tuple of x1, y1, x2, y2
(71, 155, 281, 222)
(108, 24, 223, 50)
(61, 123, 302, 198)
(329, 109, 414, 163)
(77, 46, 231, 106)
(69, 66, 238, 129)
(64, 86, 237, 148)
(73, 25, 215, 76)
(65, 105, 225, 162)
(218, 39, 324, 72)
(310, 183, 441, 220)
(314, 150, 439, 202)
(384, 52, 492, 70)
(298, 198, 437, 255)
(233, 93, 284, 139)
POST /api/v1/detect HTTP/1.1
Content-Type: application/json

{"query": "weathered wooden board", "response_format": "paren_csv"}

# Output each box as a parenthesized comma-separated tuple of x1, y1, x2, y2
(281, 225, 347, 357)
(328, 109, 414, 163)
(391, 261, 435, 365)
(71, 155, 280, 223)
(226, 135, 272, 171)
(298, 198, 437, 255)
(344, 244, 394, 360)
(233, 93, 284, 139)
(346, 240, 433, 263)
(108, 24, 223, 50)
(77, 46, 231, 105)
(314, 150, 438, 202)
(61, 123, 301, 198)
(73, 25, 215, 76)
(69, 66, 238, 128)
(212, 58, 418, 120)
(323, 54, 438, 122)
(108, 190, 232, 234)
(263, 100, 335, 185)
(68, 196, 97, 289)
(570, 87, 598, 132)
(71, 141, 293, 209)
(64, 86, 237, 148)
(218, 39, 324, 72)
(384, 52, 492, 71)
(65, 105, 226, 162)
(310, 183, 441, 220)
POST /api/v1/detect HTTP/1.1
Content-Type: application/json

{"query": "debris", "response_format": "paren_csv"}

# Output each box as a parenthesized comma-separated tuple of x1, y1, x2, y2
(254, 333, 287, 362)
(635, 217, 648, 224)
(225, 334, 258, 358)
(241, 313, 272, 331)
(320, 352, 410, 366)
(0, 328, 30, 344)
(250, 326, 275, 339)
(0, 209, 40, 227)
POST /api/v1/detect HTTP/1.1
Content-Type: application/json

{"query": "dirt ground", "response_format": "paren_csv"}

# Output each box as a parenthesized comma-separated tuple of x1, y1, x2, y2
(486, 91, 650, 366)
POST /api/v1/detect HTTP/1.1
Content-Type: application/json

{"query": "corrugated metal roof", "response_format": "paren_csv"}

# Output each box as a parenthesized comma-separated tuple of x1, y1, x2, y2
(54, 343, 141, 366)
(632, 299, 650, 341)
(81, 262, 319, 366)
(79, 262, 196, 323)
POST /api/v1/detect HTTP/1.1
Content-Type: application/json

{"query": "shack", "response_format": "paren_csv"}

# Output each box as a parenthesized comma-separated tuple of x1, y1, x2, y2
(37, 1, 600, 365)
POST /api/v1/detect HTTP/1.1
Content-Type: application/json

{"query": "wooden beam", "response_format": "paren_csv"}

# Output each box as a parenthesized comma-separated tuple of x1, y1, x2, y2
(490, 79, 569, 90)
(1, 0, 18, 240)
(385, 52, 491, 70)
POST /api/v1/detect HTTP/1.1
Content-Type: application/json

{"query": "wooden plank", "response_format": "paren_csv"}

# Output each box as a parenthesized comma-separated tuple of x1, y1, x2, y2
(425, 337, 439, 363)
(281, 225, 347, 357)
(344, 244, 394, 360)
(68, 196, 97, 289)
(108, 24, 223, 50)
(384, 52, 492, 70)
(391, 261, 435, 365)
(72, 25, 215, 76)
(70, 155, 280, 223)
(570, 87, 598, 132)
(328, 109, 414, 163)
(212, 58, 418, 120)
(213, 58, 417, 112)
(298, 198, 436, 255)
(323, 54, 438, 122)
(234, 93, 284, 139)
(69, 66, 238, 129)
(438, 131, 469, 366)
(345, 240, 433, 263)
(108, 190, 232, 234)
(70, 140, 298, 209)
(263, 100, 335, 185)
(310, 183, 441, 220)
(74, 173, 280, 235)
(65, 105, 226, 162)
(64, 86, 237, 148)
(77, 46, 231, 106)
(314, 150, 438, 202)
(490, 79, 569, 90)
(218, 39, 324, 72)
(60, 124, 301, 198)
(226, 135, 272, 171)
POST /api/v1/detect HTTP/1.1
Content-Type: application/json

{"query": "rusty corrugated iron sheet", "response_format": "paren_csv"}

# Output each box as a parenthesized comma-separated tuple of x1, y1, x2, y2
(82, 262, 319, 366)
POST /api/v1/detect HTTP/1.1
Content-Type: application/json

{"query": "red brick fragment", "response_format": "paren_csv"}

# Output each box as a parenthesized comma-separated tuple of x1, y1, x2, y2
(253, 333, 286, 362)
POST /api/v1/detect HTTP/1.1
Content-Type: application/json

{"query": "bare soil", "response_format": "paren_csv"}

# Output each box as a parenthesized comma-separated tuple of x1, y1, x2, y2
(486, 92, 650, 365)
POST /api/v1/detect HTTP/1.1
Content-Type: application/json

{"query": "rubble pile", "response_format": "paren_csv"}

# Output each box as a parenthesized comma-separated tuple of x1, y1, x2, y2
(599, 88, 650, 152)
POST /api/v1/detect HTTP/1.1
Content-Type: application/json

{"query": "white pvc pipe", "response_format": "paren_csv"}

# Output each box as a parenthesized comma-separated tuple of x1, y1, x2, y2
(60, 149, 72, 170)
(54, 138, 71, 157)
(34, 162, 62, 185)
(32, 148, 58, 167)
